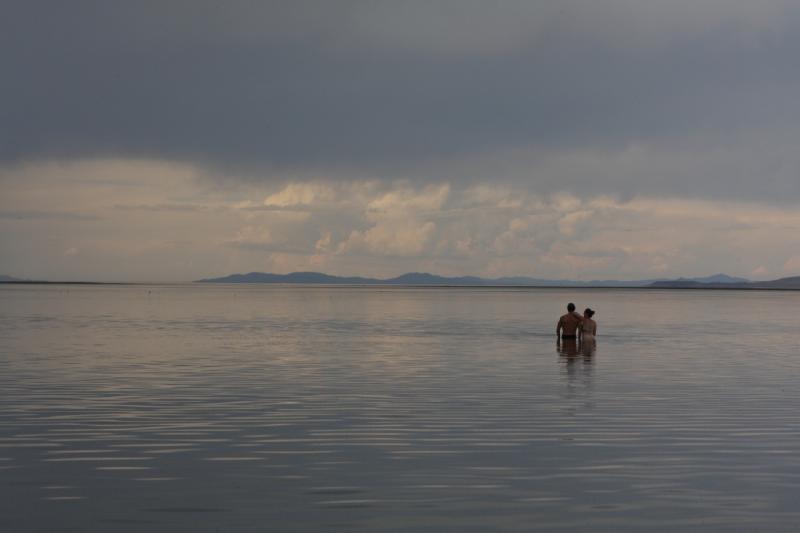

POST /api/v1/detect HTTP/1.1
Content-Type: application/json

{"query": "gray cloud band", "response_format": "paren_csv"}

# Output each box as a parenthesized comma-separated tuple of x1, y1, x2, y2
(3, 1, 800, 201)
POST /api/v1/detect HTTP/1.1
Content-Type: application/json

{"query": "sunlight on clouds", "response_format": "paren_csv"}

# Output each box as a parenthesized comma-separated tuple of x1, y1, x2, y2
(3, 159, 800, 281)
(263, 183, 337, 208)
(314, 232, 332, 253)
(557, 210, 594, 237)
(367, 183, 450, 212)
(260, 181, 383, 211)
(339, 221, 436, 257)
(332, 183, 449, 256)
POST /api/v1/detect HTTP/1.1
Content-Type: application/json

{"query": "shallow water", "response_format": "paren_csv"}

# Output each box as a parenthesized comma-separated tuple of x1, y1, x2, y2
(2, 284, 800, 532)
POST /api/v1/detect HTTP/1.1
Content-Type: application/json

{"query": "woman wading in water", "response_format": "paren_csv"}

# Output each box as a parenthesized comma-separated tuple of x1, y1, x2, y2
(579, 308, 597, 356)
(579, 308, 596, 340)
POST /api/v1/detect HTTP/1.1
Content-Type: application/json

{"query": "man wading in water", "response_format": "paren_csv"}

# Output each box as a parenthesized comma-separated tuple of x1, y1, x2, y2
(556, 303, 583, 340)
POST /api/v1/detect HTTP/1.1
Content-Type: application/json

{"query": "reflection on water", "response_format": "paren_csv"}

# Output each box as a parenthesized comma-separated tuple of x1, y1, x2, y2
(558, 338, 595, 415)
(2, 285, 800, 532)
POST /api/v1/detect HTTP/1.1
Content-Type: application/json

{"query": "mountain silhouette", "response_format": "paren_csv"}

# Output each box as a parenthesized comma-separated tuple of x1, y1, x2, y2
(195, 271, 765, 287)
(651, 276, 800, 289)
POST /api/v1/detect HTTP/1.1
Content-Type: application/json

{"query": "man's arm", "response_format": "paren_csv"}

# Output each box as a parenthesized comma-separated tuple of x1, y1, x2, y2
(556, 317, 563, 337)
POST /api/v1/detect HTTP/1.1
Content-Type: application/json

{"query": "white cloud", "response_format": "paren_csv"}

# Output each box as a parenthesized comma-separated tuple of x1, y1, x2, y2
(339, 221, 436, 257)
(263, 183, 337, 208)
(314, 232, 332, 253)
(330, 183, 447, 257)
(367, 183, 450, 213)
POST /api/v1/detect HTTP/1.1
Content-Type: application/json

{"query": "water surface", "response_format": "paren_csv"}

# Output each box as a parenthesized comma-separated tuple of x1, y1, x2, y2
(1, 284, 799, 531)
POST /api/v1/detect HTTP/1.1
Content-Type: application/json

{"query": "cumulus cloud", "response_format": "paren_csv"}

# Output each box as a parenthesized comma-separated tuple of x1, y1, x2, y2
(339, 221, 436, 257)
(263, 183, 337, 208)
(3, 157, 800, 281)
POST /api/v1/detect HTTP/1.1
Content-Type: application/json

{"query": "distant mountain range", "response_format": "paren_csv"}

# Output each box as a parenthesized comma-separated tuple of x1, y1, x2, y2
(195, 271, 769, 288)
(4, 271, 798, 288)
(650, 276, 800, 289)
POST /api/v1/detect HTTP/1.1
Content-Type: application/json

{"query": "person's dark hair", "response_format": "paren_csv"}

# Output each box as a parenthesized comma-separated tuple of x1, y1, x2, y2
(567, 303, 575, 312)
(584, 308, 595, 317)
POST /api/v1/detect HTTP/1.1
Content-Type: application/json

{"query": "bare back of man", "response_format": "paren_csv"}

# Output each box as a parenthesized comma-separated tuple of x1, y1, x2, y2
(557, 303, 583, 339)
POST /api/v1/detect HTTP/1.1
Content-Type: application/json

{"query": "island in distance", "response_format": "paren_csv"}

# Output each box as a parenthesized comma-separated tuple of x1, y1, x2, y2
(193, 271, 800, 288)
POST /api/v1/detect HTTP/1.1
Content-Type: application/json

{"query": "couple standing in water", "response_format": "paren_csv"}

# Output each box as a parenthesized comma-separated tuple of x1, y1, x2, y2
(556, 302, 597, 356)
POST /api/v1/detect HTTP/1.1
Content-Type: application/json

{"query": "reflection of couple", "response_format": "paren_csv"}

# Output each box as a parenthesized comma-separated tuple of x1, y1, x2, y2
(556, 303, 597, 355)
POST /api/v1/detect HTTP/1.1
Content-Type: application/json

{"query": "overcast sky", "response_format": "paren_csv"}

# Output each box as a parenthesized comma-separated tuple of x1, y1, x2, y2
(3, 1, 800, 281)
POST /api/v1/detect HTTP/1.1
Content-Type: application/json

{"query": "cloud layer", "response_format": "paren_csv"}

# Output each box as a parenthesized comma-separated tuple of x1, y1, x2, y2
(3, 1, 800, 201)
(2, 160, 799, 281)
(3, 2, 800, 280)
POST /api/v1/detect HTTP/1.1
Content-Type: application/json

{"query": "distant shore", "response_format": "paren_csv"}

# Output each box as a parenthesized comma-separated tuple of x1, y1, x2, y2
(4, 270, 800, 289)
(3, 280, 800, 290)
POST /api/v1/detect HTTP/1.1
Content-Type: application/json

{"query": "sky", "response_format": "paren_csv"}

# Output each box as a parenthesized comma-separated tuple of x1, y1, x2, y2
(2, 0, 800, 282)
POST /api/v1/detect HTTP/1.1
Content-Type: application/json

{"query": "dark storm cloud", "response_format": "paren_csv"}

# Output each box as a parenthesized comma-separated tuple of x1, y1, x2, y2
(3, 1, 800, 200)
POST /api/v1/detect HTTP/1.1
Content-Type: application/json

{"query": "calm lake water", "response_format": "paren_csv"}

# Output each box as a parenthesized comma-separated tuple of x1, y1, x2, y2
(2, 284, 800, 532)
